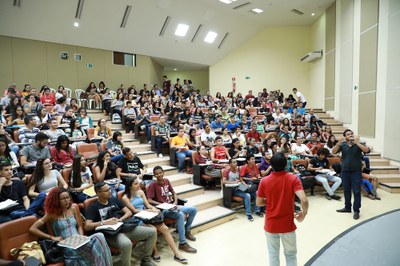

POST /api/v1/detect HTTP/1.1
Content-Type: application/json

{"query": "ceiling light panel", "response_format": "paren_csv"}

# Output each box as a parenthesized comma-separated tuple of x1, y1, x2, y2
(219, 0, 237, 4)
(175, 24, 189, 37)
(204, 31, 218, 43)
(252, 8, 263, 14)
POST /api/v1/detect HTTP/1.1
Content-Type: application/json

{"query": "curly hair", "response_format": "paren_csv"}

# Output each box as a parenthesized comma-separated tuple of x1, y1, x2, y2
(44, 187, 71, 216)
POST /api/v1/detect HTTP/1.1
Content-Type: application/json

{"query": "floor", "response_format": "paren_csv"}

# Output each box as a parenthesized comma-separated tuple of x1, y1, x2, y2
(128, 189, 400, 266)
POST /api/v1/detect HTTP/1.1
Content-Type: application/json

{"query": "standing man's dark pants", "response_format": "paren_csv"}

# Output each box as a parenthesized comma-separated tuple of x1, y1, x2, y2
(341, 171, 362, 212)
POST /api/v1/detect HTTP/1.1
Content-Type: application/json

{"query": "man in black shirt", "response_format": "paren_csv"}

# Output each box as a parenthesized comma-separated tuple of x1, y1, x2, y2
(116, 147, 145, 182)
(333, 129, 370, 220)
(0, 162, 46, 224)
(85, 182, 156, 266)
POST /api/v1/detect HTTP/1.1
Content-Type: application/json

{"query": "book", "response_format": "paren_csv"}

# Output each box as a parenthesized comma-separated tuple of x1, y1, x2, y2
(95, 222, 123, 231)
(224, 183, 239, 188)
(134, 211, 159, 220)
(0, 199, 19, 210)
(57, 235, 90, 250)
(104, 178, 120, 185)
(156, 203, 176, 210)
(316, 169, 336, 175)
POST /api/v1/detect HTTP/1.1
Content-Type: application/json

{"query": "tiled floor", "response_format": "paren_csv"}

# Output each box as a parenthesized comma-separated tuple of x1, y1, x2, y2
(128, 189, 400, 266)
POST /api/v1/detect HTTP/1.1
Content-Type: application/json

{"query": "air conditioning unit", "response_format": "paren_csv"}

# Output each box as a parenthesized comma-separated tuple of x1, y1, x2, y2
(300, 50, 323, 62)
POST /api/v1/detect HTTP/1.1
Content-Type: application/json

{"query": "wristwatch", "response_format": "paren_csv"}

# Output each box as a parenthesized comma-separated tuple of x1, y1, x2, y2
(100, 221, 104, 226)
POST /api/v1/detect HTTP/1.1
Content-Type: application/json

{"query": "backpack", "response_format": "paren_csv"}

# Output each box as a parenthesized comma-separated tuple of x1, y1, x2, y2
(332, 162, 342, 176)
(294, 163, 316, 191)
(112, 113, 121, 124)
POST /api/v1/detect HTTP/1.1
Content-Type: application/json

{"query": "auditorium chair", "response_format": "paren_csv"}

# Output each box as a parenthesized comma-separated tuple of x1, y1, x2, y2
(222, 168, 244, 209)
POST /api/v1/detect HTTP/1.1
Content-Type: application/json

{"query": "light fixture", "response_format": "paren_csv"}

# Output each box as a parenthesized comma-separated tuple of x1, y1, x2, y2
(311, 13, 315, 16)
(175, 24, 189, 37)
(74, 22, 79, 27)
(173, 68, 177, 71)
(204, 31, 218, 43)
(219, 0, 237, 4)
(252, 8, 263, 14)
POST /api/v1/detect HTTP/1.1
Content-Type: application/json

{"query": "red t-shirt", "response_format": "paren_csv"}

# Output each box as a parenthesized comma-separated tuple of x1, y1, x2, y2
(40, 94, 56, 106)
(213, 146, 227, 160)
(306, 141, 323, 154)
(246, 130, 261, 142)
(240, 164, 260, 178)
(147, 178, 175, 204)
(257, 171, 303, 233)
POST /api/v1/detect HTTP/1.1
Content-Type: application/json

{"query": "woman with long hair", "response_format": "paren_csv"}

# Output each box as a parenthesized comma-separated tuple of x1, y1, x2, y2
(106, 131, 124, 163)
(69, 118, 86, 139)
(187, 128, 200, 150)
(5, 96, 21, 115)
(29, 187, 112, 265)
(7, 105, 25, 126)
(94, 151, 124, 197)
(50, 135, 74, 167)
(77, 107, 93, 131)
(0, 137, 19, 167)
(85, 81, 101, 109)
(69, 156, 94, 203)
(321, 126, 333, 143)
(122, 178, 187, 264)
(94, 118, 112, 141)
(28, 158, 68, 198)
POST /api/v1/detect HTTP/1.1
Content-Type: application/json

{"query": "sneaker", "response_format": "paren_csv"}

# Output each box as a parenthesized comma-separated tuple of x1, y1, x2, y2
(353, 212, 360, 220)
(255, 212, 264, 217)
(152, 255, 161, 262)
(331, 194, 341, 200)
(179, 243, 197, 253)
(247, 214, 254, 222)
(185, 231, 196, 241)
(325, 193, 332, 200)
(174, 256, 188, 264)
(336, 208, 351, 213)
(141, 259, 156, 266)
(158, 153, 164, 158)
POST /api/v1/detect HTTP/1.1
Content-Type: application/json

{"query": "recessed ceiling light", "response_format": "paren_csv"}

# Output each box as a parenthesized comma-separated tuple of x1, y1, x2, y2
(173, 68, 177, 71)
(204, 31, 218, 43)
(175, 24, 189, 37)
(311, 13, 315, 16)
(219, 0, 237, 4)
(74, 22, 79, 27)
(252, 8, 263, 14)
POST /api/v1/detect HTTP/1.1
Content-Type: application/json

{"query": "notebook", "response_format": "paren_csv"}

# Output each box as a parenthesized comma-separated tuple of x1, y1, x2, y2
(57, 235, 90, 250)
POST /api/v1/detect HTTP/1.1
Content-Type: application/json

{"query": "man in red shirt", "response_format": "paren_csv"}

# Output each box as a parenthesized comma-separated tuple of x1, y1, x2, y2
(40, 88, 56, 106)
(256, 152, 309, 266)
(246, 123, 261, 143)
(306, 132, 323, 155)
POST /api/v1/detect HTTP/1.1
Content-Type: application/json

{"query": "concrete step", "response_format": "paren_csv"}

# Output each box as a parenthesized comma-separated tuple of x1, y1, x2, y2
(126, 144, 151, 152)
(147, 165, 178, 176)
(165, 173, 193, 187)
(136, 151, 158, 160)
(191, 206, 236, 234)
(370, 165, 399, 174)
(326, 121, 344, 126)
(370, 158, 391, 166)
(368, 152, 381, 159)
(376, 174, 400, 183)
(379, 182, 400, 193)
(142, 157, 171, 168)
(185, 190, 223, 211)
(174, 184, 204, 198)
(86, 109, 103, 114)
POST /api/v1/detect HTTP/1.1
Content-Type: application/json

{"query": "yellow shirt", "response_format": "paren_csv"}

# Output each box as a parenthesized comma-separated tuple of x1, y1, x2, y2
(171, 135, 188, 150)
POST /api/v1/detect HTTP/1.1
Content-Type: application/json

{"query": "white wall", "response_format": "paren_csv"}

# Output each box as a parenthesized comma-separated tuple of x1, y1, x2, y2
(209, 26, 311, 98)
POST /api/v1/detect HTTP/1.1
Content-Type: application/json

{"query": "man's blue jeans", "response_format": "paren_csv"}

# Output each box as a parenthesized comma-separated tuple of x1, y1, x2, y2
(176, 150, 193, 171)
(341, 171, 362, 212)
(265, 231, 297, 266)
(233, 188, 260, 215)
(163, 206, 197, 244)
(10, 192, 46, 219)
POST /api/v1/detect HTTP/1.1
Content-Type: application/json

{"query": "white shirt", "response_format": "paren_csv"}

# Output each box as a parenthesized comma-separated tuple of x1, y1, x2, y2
(201, 131, 217, 144)
(291, 143, 310, 154)
(296, 91, 307, 103)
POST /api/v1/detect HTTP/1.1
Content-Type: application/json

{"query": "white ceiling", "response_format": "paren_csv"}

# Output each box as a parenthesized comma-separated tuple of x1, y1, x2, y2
(0, 0, 334, 71)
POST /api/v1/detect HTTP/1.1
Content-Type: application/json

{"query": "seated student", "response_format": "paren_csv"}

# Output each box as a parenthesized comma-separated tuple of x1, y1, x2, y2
(220, 127, 232, 146)
(20, 132, 51, 167)
(361, 165, 381, 200)
(240, 154, 262, 183)
(200, 123, 216, 149)
(210, 136, 230, 163)
(95, 119, 112, 141)
(69, 156, 94, 203)
(0, 137, 19, 167)
(210, 115, 224, 131)
(232, 127, 247, 147)
(246, 138, 260, 156)
(307, 148, 342, 200)
(45, 117, 66, 142)
(94, 151, 125, 197)
(155, 116, 171, 158)
(59, 106, 76, 125)
(226, 115, 240, 131)
(246, 123, 262, 143)
(50, 135, 74, 168)
(291, 137, 313, 158)
(123, 100, 136, 133)
(18, 115, 40, 144)
(122, 178, 187, 264)
(29, 187, 112, 266)
(170, 128, 193, 173)
(40, 87, 55, 107)
(106, 131, 125, 163)
(279, 126, 292, 142)
(147, 166, 197, 254)
(77, 108, 93, 131)
(68, 118, 87, 147)
(117, 147, 145, 182)
(28, 158, 68, 199)
(306, 132, 323, 155)
(259, 151, 272, 177)
(85, 182, 157, 266)
(222, 159, 259, 222)
(136, 107, 152, 144)
(7, 105, 25, 126)
(228, 138, 247, 159)
(0, 162, 46, 224)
